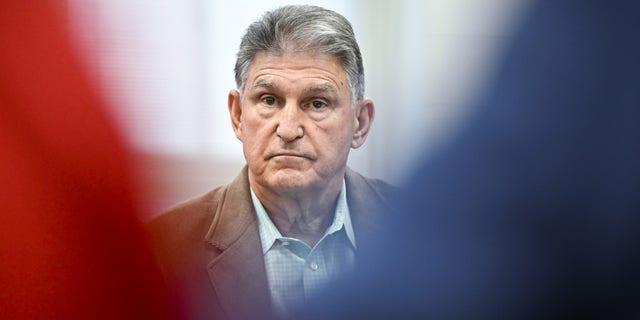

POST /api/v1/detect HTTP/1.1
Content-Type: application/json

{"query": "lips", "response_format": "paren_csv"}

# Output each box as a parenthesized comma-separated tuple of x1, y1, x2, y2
(266, 151, 315, 160)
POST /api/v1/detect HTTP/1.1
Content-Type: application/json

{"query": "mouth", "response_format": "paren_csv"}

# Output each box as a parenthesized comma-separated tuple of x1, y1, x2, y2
(266, 151, 315, 161)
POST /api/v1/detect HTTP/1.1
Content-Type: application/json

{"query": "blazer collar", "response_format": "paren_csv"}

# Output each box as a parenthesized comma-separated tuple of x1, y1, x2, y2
(205, 166, 385, 248)
(345, 167, 393, 252)
(205, 166, 255, 249)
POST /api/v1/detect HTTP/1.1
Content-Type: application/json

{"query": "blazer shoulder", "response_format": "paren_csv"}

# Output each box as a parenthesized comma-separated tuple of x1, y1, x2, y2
(146, 185, 228, 254)
(364, 175, 399, 194)
(345, 167, 400, 206)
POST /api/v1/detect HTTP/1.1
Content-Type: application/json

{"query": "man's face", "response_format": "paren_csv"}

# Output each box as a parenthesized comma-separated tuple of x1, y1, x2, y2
(228, 51, 372, 195)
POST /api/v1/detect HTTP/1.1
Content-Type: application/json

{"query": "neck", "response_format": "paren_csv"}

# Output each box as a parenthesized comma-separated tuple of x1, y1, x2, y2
(250, 177, 342, 247)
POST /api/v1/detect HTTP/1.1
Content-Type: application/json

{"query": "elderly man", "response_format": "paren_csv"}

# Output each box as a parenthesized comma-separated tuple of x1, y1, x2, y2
(148, 5, 396, 320)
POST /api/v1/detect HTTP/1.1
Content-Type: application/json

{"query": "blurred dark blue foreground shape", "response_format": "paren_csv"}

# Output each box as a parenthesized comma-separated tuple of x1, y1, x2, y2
(303, 1, 640, 319)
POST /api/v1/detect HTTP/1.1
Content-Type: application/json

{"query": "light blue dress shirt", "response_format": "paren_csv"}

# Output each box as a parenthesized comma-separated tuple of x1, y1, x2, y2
(250, 180, 356, 319)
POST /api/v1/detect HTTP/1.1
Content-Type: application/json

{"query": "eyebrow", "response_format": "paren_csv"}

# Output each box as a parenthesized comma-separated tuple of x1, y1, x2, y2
(303, 83, 338, 95)
(250, 79, 338, 95)
(251, 79, 278, 91)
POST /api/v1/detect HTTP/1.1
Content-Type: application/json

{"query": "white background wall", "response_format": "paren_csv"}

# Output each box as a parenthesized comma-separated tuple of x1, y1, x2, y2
(69, 0, 532, 215)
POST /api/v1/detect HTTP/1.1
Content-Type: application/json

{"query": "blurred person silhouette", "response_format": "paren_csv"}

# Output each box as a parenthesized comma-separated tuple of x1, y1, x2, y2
(1, 1, 173, 319)
(147, 5, 397, 320)
(301, 1, 640, 319)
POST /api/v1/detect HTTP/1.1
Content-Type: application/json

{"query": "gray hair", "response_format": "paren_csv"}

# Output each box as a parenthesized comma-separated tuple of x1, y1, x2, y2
(234, 5, 365, 102)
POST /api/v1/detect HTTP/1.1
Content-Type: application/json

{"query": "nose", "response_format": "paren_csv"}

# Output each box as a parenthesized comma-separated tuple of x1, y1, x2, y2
(276, 102, 304, 142)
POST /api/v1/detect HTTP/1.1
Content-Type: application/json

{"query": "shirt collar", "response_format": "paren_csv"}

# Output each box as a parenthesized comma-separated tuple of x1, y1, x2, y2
(251, 179, 356, 254)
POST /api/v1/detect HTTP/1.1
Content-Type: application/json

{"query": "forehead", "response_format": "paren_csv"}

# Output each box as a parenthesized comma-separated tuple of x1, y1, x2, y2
(245, 51, 348, 93)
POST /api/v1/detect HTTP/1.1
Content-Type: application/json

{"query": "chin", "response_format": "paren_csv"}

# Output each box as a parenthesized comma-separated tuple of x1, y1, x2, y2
(267, 169, 315, 191)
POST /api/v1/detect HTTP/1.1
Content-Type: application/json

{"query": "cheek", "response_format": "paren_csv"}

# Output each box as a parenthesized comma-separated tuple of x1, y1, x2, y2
(331, 113, 357, 141)
(242, 112, 271, 136)
(241, 116, 274, 154)
(316, 124, 353, 155)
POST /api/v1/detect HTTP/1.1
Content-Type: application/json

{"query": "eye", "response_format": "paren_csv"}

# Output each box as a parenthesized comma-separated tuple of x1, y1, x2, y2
(310, 100, 327, 109)
(261, 96, 277, 106)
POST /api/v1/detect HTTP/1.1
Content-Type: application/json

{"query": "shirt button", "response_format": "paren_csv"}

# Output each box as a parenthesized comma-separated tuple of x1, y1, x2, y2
(281, 240, 290, 246)
(309, 261, 319, 270)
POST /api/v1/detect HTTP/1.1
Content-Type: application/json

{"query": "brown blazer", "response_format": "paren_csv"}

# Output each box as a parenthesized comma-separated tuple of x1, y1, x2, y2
(147, 166, 396, 320)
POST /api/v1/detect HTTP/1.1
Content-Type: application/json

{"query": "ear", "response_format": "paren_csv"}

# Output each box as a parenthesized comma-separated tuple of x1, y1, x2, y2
(351, 98, 375, 149)
(228, 89, 244, 141)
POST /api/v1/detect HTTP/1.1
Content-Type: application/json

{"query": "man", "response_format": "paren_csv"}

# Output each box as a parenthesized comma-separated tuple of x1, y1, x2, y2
(148, 5, 395, 320)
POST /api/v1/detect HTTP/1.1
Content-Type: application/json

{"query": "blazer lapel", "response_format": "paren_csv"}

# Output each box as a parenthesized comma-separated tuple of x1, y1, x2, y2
(204, 167, 273, 320)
